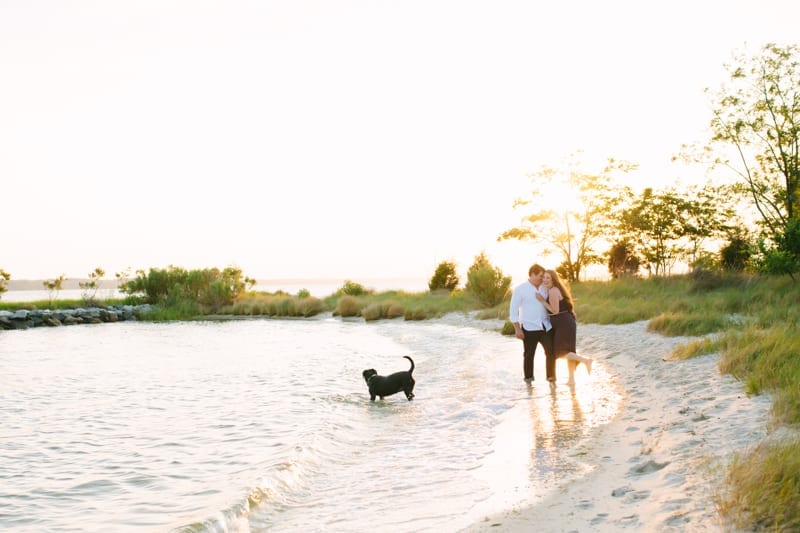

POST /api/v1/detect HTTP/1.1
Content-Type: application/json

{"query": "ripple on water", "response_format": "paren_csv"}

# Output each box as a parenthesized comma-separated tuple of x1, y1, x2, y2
(0, 318, 621, 532)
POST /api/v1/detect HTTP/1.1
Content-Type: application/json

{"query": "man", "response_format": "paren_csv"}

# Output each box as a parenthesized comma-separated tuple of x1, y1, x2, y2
(509, 263, 555, 382)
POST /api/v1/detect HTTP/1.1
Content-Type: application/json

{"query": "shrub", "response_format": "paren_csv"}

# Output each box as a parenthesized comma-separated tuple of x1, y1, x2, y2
(120, 265, 254, 311)
(337, 280, 371, 296)
(465, 252, 511, 308)
(720, 234, 753, 271)
(0, 269, 10, 300)
(361, 303, 382, 321)
(384, 301, 405, 319)
(428, 261, 459, 291)
(334, 295, 363, 317)
(79, 267, 105, 304)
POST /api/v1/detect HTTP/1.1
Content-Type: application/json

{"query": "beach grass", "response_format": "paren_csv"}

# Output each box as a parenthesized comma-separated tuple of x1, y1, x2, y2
(715, 435, 800, 532)
(571, 273, 800, 531)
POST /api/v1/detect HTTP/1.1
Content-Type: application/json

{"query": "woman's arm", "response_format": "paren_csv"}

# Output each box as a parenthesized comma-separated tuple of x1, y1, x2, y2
(536, 288, 561, 314)
(548, 287, 562, 314)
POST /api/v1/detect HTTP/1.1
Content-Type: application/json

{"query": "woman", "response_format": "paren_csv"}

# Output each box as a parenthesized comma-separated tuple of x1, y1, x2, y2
(535, 269, 593, 385)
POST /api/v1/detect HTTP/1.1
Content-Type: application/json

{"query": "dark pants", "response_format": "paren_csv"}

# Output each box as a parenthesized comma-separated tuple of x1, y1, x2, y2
(522, 328, 555, 380)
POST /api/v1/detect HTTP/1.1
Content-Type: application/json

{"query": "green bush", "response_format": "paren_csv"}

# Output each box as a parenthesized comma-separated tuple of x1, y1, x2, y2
(465, 252, 511, 308)
(336, 280, 371, 296)
(120, 265, 253, 311)
(428, 261, 459, 291)
(334, 295, 364, 317)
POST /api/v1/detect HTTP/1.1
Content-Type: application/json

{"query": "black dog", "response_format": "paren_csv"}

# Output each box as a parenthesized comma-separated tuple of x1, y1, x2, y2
(362, 356, 415, 401)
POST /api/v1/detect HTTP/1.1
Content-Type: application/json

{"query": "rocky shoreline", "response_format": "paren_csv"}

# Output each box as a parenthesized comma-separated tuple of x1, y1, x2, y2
(0, 304, 153, 330)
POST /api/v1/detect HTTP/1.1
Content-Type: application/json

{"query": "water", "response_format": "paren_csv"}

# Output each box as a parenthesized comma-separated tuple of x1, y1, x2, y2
(0, 316, 620, 532)
(0, 278, 430, 303)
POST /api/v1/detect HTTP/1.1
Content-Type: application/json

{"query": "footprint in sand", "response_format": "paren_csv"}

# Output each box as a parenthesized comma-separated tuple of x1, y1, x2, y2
(629, 459, 670, 475)
(611, 486, 633, 497)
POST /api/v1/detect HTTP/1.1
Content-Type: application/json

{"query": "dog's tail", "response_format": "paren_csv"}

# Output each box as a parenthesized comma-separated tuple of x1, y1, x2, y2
(403, 355, 415, 373)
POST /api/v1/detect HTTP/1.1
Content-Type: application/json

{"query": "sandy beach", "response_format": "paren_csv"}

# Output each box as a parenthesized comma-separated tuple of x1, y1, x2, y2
(463, 321, 772, 533)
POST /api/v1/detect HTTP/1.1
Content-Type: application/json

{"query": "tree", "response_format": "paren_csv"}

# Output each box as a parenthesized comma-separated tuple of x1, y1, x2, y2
(43, 275, 66, 306)
(607, 240, 641, 279)
(79, 267, 106, 304)
(680, 182, 741, 267)
(618, 188, 688, 276)
(465, 252, 511, 307)
(498, 155, 635, 281)
(704, 43, 800, 272)
(428, 261, 459, 291)
(0, 269, 10, 300)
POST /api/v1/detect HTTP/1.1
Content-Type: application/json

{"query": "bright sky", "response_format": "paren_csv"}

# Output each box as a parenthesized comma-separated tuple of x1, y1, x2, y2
(2, 1, 798, 284)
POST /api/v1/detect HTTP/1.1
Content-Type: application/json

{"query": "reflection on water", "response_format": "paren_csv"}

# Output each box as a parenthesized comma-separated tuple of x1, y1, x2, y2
(471, 357, 621, 519)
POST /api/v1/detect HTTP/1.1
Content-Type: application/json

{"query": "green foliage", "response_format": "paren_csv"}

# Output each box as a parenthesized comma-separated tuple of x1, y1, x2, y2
(759, 218, 800, 278)
(705, 43, 800, 267)
(607, 240, 640, 279)
(42, 275, 66, 305)
(79, 267, 106, 304)
(465, 252, 511, 307)
(297, 288, 311, 298)
(720, 232, 754, 272)
(428, 261, 459, 291)
(120, 265, 252, 311)
(336, 280, 372, 297)
(0, 268, 10, 299)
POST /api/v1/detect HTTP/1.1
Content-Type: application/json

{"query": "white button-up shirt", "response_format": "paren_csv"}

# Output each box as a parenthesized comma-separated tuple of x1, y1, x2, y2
(509, 281, 552, 332)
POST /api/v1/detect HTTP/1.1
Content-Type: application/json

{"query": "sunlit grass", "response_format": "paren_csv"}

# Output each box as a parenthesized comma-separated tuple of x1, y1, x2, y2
(571, 273, 800, 531)
(715, 435, 800, 532)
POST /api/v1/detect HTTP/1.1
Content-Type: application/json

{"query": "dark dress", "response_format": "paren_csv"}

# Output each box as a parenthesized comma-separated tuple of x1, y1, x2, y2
(550, 298, 577, 357)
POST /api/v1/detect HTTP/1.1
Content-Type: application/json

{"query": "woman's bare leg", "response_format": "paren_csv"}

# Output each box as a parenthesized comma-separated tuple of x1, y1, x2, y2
(567, 359, 577, 385)
(566, 352, 593, 376)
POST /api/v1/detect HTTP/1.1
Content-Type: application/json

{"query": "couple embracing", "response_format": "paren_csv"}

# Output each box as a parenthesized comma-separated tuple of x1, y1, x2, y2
(509, 263, 592, 386)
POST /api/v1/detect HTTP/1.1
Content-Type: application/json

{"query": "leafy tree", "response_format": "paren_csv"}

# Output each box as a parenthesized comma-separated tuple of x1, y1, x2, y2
(0, 269, 10, 300)
(498, 155, 635, 281)
(79, 267, 106, 304)
(703, 43, 800, 272)
(428, 261, 459, 291)
(465, 252, 511, 307)
(607, 240, 641, 279)
(618, 188, 688, 276)
(43, 275, 66, 306)
(680, 182, 740, 267)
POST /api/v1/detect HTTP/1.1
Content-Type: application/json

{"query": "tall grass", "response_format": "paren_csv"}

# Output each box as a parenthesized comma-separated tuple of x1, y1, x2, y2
(572, 273, 800, 530)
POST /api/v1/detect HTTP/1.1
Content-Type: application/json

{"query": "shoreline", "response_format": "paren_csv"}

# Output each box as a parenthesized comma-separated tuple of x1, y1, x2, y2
(463, 321, 772, 532)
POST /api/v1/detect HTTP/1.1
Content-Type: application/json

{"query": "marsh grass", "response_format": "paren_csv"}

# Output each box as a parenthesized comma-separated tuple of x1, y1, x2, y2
(0, 297, 130, 311)
(572, 273, 800, 530)
(715, 435, 800, 532)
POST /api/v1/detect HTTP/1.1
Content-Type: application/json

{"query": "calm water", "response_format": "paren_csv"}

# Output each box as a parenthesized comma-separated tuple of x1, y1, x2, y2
(0, 315, 620, 532)
(1, 278, 430, 303)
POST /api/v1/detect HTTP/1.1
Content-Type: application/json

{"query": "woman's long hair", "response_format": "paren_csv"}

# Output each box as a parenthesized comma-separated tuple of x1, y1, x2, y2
(546, 269, 573, 309)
